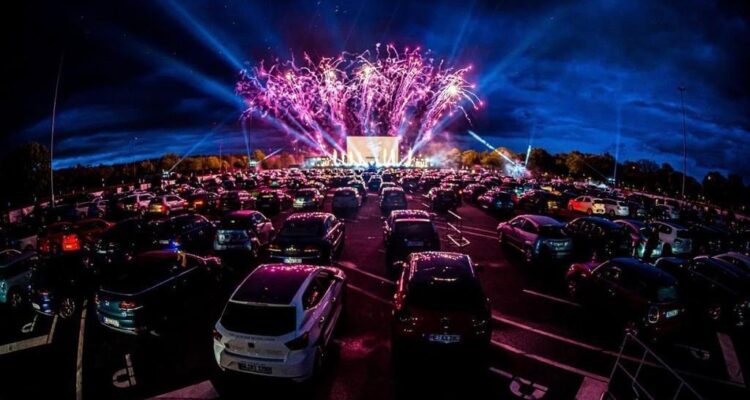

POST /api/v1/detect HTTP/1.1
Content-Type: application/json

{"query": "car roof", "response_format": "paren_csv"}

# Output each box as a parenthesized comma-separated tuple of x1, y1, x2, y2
(573, 216, 621, 229)
(231, 264, 318, 305)
(654, 221, 687, 230)
(717, 252, 750, 265)
(520, 214, 562, 226)
(695, 256, 749, 279)
(609, 257, 677, 285)
(391, 209, 430, 220)
(285, 212, 332, 222)
(225, 210, 260, 218)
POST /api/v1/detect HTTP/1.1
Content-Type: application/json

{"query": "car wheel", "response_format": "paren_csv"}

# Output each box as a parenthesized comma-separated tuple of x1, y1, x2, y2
(523, 247, 535, 264)
(8, 288, 25, 310)
(59, 297, 77, 319)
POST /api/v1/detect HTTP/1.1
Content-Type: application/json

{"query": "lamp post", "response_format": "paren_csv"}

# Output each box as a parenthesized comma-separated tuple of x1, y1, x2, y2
(678, 86, 688, 200)
(50, 53, 65, 205)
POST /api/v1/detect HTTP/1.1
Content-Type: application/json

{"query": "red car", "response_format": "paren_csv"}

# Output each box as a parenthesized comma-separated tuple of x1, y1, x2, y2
(392, 252, 491, 360)
(37, 218, 112, 254)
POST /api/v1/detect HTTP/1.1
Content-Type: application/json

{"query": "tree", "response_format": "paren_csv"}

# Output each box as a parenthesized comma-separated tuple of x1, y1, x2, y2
(703, 171, 729, 205)
(251, 149, 266, 161)
(445, 147, 462, 168)
(527, 148, 555, 175)
(204, 156, 222, 171)
(461, 150, 481, 166)
(158, 153, 180, 171)
(0, 142, 51, 206)
(565, 152, 587, 177)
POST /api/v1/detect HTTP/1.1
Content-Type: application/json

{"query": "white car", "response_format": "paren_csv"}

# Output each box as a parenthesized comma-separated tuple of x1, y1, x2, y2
(651, 221, 692, 256)
(599, 198, 629, 217)
(213, 264, 346, 382)
(568, 196, 606, 215)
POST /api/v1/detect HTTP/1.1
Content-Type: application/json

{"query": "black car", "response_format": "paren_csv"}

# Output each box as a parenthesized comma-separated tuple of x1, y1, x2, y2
(380, 187, 408, 215)
(255, 189, 292, 214)
(347, 180, 368, 203)
(368, 176, 383, 191)
(95, 250, 222, 335)
(516, 190, 563, 215)
(185, 192, 220, 213)
(566, 257, 685, 338)
(476, 189, 514, 216)
(399, 176, 419, 193)
(688, 222, 732, 255)
(268, 212, 345, 265)
(91, 218, 155, 268)
(30, 255, 94, 319)
(426, 187, 460, 212)
(462, 184, 488, 203)
(218, 190, 254, 213)
(384, 217, 440, 270)
(564, 217, 632, 260)
(655, 256, 749, 329)
(149, 214, 216, 254)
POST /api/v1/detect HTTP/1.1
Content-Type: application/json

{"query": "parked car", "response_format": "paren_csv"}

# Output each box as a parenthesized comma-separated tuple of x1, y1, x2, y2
(0, 223, 38, 251)
(568, 196, 605, 215)
(399, 176, 419, 193)
(293, 188, 324, 211)
(213, 211, 274, 258)
(384, 217, 440, 270)
(380, 187, 408, 215)
(30, 256, 94, 319)
(655, 256, 749, 329)
(367, 176, 383, 191)
(599, 198, 630, 217)
(378, 182, 398, 195)
(185, 192, 220, 213)
(476, 189, 515, 216)
(149, 214, 216, 254)
(91, 218, 154, 268)
(268, 213, 345, 265)
(563, 217, 632, 260)
(565, 257, 685, 338)
(116, 193, 154, 216)
(384, 209, 433, 236)
(462, 184, 488, 203)
(148, 195, 187, 216)
(255, 189, 293, 214)
(688, 222, 732, 255)
(218, 190, 254, 213)
(715, 252, 750, 275)
(347, 180, 368, 203)
(497, 215, 573, 264)
(650, 221, 692, 256)
(95, 250, 222, 335)
(515, 190, 561, 215)
(212, 264, 346, 382)
(0, 249, 37, 309)
(392, 252, 491, 360)
(614, 219, 662, 260)
(426, 187, 460, 212)
(331, 187, 362, 214)
(37, 222, 83, 255)
(651, 204, 680, 220)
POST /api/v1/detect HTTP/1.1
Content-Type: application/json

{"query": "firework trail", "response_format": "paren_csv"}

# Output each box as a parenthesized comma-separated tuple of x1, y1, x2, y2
(236, 44, 481, 157)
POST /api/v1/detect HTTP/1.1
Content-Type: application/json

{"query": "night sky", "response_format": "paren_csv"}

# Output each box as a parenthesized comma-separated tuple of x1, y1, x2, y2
(6, 0, 750, 179)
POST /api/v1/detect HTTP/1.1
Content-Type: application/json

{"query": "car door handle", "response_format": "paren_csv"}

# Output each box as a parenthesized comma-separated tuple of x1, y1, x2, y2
(319, 316, 325, 327)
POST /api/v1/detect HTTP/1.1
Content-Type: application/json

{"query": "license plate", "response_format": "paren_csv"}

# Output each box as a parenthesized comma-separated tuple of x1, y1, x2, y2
(284, 257, 302, 264)
(665, 309, 679, 318)
(158, 240, 170, 245)
(32, 303, 40, 310)
(406, 241, 424, 247)
(238, 362, 272, 374)
(103, 317, 120, 327)
(428, 334, 461, 344)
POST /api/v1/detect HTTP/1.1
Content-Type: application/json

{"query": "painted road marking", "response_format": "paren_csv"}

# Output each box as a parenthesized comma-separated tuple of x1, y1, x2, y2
(146, 380, 219, 400)
(509, 376, 548, 399)
(336, 261, 395, 285)
(492, 339, 609, 382)
(575, 376, 609, 400)
(21, 315, 38, 333)
(522, 289, 582, 308)
(0, 314, 57, 355)
(675, 343, 711, 361)
(434, 221, 497, 235)
(717, 332, 745, 385)
(113, 354, 137, 388)
(347, 283, 392, 306)
(76, 300, 88, 400)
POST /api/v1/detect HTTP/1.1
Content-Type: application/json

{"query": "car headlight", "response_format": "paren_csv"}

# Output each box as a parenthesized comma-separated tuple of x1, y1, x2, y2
(0, 281, 7, 292)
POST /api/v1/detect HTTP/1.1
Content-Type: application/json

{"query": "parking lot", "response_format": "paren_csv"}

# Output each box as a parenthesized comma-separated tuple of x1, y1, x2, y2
(1, 173, 748, 400)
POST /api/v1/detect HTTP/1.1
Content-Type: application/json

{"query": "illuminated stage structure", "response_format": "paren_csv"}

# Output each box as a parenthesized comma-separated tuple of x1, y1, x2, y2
(342, 136, 400, 166)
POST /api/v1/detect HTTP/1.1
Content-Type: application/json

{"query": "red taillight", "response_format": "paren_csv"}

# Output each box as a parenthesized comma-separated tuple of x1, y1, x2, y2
(62, 234, 81, 252)
(119, 300, 139, 310)
(212, 328, 223, 342)
(284, 332, 310, 350)
(94, 293, 100, 305)
(194, 200, 204, 206)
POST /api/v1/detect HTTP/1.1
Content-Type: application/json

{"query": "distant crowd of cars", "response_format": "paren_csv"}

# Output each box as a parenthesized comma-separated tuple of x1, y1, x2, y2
(1, 166, 749, 386)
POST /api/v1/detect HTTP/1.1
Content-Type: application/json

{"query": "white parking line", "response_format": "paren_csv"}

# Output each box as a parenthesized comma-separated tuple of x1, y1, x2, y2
(146, 380, 219, 400)
(523, 289, 582, 308)
(76, 300, 88, 400)
(0, 314, 58, 355)
(336, 261, 395, 285)
(435, 222, 497, 235)
(492, 339, 609, 382)
(575, 376, 609, 400)
(717, 332, 745, 385)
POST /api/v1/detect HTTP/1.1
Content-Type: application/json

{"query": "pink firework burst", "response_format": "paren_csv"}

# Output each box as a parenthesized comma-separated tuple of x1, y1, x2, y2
(236, 43, 480, 155)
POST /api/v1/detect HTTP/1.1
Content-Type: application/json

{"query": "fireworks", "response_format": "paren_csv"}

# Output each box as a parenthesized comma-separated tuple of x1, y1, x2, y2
(236, 44, 481, 160)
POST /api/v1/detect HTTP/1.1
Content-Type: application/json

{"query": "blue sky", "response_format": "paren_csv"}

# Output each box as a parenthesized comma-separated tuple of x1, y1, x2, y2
(6, 0, 750, 180)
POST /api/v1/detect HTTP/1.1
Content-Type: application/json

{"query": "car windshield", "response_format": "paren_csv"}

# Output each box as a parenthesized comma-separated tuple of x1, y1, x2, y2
(279, 220, 323, 238)
(655, 285, 679, 302)
(220, 303, 296, 336)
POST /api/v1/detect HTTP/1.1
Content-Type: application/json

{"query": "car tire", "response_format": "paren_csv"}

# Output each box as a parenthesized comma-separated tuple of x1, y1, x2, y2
(59, 297, 77, 319)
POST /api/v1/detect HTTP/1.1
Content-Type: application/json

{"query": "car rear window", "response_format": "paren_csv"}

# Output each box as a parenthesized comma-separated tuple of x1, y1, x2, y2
(655, 285, 679, 302)
(407, 279, 484, 311)
(538, 225, 566, 238)
(394, 221, 435, 238)
(279, 220, 323, 238)
(384, 191, 405, 199)
(221, 303, 296, 335)
(335, 190, 355, 197)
